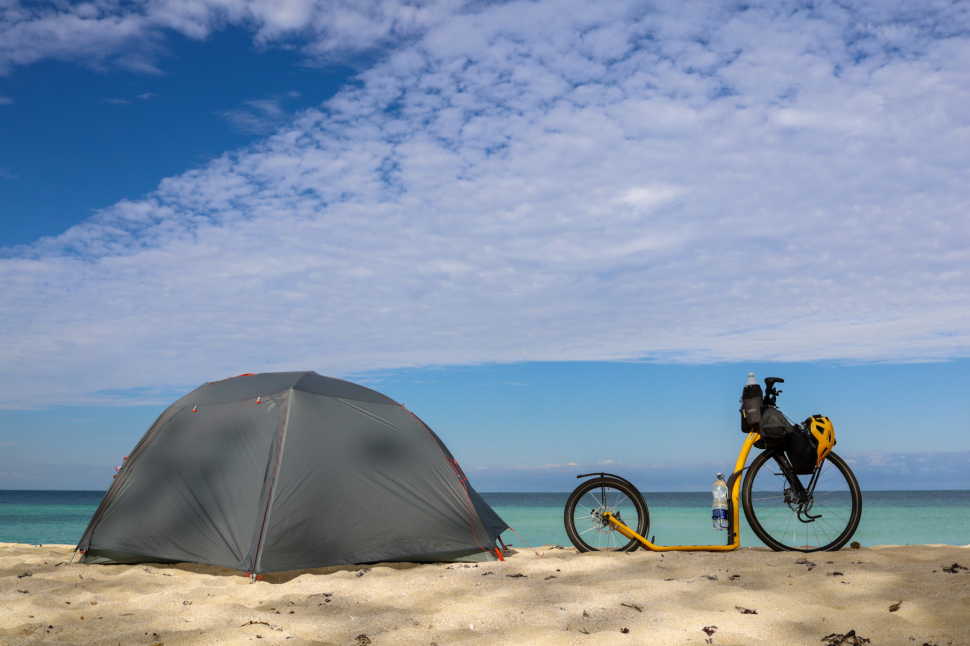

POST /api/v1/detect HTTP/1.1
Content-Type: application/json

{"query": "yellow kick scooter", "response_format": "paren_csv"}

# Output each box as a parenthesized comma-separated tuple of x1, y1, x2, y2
(563, 376, 862, 553)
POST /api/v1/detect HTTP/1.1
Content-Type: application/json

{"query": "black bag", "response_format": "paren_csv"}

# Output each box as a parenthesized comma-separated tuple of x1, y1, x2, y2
(755, 407, 793, 449)
(740, 383, 764, 432)
(786, 423, 819, 475)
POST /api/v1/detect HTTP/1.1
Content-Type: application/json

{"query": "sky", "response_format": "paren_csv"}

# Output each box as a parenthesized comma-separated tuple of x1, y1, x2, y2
(1, 0, 968, 492)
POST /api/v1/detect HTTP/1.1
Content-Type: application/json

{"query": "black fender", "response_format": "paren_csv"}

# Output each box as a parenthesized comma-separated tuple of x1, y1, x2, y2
(575, 471, 640, 493)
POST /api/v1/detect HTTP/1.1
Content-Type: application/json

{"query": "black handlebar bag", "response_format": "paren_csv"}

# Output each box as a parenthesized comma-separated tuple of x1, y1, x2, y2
(754, 407, 793, 449)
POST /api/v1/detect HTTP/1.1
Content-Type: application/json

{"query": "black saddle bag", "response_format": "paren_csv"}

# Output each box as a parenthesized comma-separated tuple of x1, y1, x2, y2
(754, 407, 793, 449)
(786, 421, 820, 475)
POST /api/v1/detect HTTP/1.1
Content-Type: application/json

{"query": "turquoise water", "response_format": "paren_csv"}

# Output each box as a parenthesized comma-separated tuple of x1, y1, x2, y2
(1, 490, 967, 549)
(484, 491, 970, 550)
(0, 491, 104, 545)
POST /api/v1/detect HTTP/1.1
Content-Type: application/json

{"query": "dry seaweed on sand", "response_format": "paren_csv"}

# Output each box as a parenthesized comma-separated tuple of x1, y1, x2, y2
(889, 601, 903, 612)
(735, 606, 757, 614)
(822, 630, 871, 645)
(941, 563, 967, 573)
(795, 558, 817, 570)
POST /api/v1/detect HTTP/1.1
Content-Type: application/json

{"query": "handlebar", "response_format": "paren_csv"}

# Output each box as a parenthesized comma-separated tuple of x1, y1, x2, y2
(764, 377, 784, 406)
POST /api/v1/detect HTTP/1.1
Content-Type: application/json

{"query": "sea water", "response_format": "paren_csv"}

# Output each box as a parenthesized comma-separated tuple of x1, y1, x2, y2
(485, 491, 970, 549)
(1, 490, 967, 549)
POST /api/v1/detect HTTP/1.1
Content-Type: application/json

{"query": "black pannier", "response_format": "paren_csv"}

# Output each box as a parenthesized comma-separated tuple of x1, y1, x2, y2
(740, 383, 764, 432)
(786, 421, 820, 475)
(754, 407, 793, 449)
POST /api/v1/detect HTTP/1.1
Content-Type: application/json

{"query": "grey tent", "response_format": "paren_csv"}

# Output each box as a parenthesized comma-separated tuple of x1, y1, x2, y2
(76, 372, 507, 574)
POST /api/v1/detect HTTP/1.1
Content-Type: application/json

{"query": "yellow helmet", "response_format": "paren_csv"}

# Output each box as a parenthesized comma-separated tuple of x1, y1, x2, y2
(809, 415, 836, 466)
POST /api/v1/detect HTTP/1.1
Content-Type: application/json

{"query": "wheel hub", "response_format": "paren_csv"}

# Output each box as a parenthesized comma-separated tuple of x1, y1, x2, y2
(590, 508, 621, 529)
(783, 486, 814, 515)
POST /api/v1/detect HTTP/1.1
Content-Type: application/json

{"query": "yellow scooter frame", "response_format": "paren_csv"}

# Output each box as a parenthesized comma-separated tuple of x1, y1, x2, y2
(602, 432, 760, 552)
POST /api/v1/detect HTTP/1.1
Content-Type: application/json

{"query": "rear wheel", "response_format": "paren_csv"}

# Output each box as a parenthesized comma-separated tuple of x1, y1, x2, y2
(742, 450, 862, 552)
(564, 477, 648, 552)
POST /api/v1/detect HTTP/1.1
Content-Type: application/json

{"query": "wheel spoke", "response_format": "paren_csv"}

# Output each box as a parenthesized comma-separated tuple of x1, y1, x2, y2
(566, 480, 645, 553)
(744, 451, 860, 552)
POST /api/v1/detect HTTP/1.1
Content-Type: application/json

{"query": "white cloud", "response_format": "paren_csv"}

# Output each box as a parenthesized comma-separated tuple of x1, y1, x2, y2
(0, 95, 12, 104)
(468, 451, 970, 491)
(220, 95, 307, 133)
(0, 0, 457, 75)
(1, 0, 969, 408)
(101, 98, 131, 105)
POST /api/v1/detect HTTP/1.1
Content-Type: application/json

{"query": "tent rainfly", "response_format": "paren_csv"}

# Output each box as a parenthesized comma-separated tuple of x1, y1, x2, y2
(76, 372, 508, 574)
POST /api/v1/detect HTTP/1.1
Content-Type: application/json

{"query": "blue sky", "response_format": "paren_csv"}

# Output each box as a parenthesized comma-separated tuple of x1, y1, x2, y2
(1, 0, 968, 491)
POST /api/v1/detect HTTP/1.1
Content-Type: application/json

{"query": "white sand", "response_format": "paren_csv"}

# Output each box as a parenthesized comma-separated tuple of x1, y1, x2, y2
(2, 542, 969, 645)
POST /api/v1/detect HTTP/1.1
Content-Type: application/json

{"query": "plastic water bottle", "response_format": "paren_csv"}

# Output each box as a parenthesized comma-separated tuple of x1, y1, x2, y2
(746, 372, 757, 386)
(712, 473, 729, 531)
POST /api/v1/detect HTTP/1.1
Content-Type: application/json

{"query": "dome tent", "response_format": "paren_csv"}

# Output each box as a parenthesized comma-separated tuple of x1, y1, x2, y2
(76, 372, 507, 574)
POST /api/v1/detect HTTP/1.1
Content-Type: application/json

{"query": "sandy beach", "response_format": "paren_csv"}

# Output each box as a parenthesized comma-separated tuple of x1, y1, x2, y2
(2, 542, 968, 645)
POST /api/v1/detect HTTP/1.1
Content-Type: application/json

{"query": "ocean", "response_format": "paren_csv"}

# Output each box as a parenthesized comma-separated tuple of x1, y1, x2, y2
(1, 490, 967, 549)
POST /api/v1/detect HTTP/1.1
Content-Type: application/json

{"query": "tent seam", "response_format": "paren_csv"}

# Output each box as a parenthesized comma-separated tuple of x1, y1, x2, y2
(76, 406, 180, 553)
(250, 390, 291, 575)
(408, 409, 494, 555)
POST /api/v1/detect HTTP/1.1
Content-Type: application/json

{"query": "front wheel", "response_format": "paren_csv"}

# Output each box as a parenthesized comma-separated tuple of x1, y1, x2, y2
(742, 450, 862, 552)
(564, 477, 649, 552)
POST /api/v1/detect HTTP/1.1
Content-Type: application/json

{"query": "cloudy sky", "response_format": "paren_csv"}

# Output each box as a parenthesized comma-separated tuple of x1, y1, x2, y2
(1, 0, 968, 490)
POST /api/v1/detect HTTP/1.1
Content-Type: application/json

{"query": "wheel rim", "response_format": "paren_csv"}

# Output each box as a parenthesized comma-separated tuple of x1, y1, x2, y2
(747, 453, 858, 551)
(568, 483, 644, 551)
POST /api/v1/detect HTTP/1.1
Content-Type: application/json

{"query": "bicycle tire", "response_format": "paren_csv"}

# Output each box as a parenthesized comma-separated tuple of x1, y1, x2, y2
(564, 477, 649, 552)
(742, 450, 862, 552)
